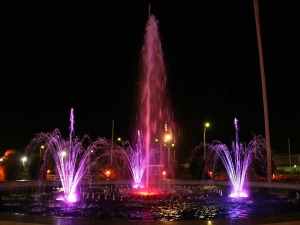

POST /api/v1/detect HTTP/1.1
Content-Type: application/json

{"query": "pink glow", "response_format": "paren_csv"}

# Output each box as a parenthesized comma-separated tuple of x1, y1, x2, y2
(132, 186, 163, 196)
(137, 14, 175, 188)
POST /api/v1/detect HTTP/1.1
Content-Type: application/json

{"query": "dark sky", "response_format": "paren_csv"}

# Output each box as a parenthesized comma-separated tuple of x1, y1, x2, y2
(1, 1, 299, 158)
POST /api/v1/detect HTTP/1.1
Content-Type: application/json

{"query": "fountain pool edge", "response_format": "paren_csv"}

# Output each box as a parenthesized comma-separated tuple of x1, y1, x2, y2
(1, 180, 300, 224)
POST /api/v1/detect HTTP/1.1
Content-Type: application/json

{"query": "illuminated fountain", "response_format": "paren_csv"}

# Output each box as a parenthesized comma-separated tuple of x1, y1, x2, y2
(1, 10, 300, 224)
(124, 131, 162, 195)
(205, 118, 272, 198)
(124, 131, 147, 188)
(135, 13, 176, 189)
(25, 108, 113, 202)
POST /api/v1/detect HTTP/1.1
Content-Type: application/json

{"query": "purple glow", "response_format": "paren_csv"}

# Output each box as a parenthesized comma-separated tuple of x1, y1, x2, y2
(26, 108, 112, 203)
(56, 193, 77, 203)
(126, 131, 147, 188)
(229, 191, 248, 198)
(137, 14, 175, 187)
(206, 118, 268, 198)
(124, 131, 156, 188)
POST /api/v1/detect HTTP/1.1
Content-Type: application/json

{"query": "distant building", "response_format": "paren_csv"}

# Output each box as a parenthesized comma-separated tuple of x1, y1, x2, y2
(274, 154, 300, 174)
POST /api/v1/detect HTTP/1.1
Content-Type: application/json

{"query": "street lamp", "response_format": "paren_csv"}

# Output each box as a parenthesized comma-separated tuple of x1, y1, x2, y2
(164, 133, 172, 163)
(21, 156, 27, 166)
(203, 122, 210, 159)
(172, 143, 176, 160)
(117, 137, 125, 147)
(106, 170, 110, 179)
(61, 151, 66, 158)
(40, 145, 45, 157)
(155, 138, 163, 174)
(21, 156, 28, 180)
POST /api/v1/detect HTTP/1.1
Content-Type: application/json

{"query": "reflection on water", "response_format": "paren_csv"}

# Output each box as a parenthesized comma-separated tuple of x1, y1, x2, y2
(0, 184, 299, 222)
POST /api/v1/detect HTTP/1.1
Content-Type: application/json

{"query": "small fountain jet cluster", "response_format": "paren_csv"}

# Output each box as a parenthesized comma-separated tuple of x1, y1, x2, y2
(124, 131, 147, 188)
(205, 118, 271, 198)
(124, 130, 159, 189)
(26, 109, 118, 202)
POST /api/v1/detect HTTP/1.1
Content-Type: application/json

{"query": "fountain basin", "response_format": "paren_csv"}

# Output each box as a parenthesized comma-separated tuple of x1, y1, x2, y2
(0, 180, 299, 223)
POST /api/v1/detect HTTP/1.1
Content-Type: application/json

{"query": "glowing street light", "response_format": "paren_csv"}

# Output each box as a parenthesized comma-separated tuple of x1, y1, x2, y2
(61, 151, 66, 157)
(162, 171, 166, 179)
(21, 156, 27, 166)
(156, 124, 174, 174)
(171, 143, 176, 160)
(164, 133, 173, 163)
(106, 170, 110, 179)
(117, 137, 125, 147)
(203, 122, 210, 159)
(165, 134, 172, 142)
(40, 145, 45, 156)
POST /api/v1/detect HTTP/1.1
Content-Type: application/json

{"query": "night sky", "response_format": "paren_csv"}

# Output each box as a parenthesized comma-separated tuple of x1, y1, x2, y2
(1, 1, 299, 159)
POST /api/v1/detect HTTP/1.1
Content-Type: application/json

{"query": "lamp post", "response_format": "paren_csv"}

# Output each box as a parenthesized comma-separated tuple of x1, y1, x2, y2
(155, 138, 161, 159)
(165, 133, 172, 163)
(40, 145, 45, 157)
(117, 137, 125, 148)
(21, 156, 27, 167)
(156, 128, 173, 173)
(203, 122, 210, 159)
(162, 171, 166, 179)
(21, 156, 27, 180)
(172, 143, 176, 160)
(106, 170, 110, 179)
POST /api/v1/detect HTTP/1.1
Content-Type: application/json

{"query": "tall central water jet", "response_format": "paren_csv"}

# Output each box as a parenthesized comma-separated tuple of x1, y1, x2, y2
(136, 12, 175, 188)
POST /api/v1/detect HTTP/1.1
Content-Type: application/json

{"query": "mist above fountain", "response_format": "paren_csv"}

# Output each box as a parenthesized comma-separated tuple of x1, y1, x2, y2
(25, 108, 113, 202)
(206, 118, 270, 198)
(135, 14, 176, 188)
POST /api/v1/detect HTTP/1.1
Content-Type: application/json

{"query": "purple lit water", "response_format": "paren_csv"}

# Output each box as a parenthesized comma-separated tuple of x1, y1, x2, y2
(124, 131, 147, 188)
(206, 118, 270, 197)
(1, 181, 299, 222)
(25, 108, 113, 202)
